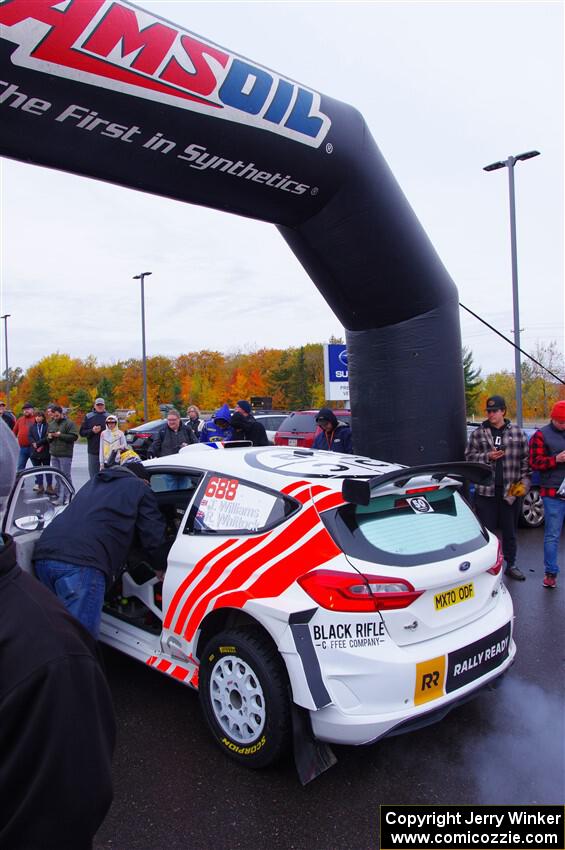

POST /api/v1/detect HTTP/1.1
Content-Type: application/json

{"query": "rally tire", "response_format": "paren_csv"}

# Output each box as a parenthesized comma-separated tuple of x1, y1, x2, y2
(199, 628, 291, 769)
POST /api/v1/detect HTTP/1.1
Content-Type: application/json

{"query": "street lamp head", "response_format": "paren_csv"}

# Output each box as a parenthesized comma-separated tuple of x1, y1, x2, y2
(133, 272, 152, 279)
(483, 161, 506, 172)
(515, 150, 540, 163)
(484, 151, 540, 172)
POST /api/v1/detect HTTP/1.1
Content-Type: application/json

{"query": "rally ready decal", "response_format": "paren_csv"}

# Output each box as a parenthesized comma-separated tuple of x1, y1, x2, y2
(0, 0, 331, 147)
(414, 622, 511, 705)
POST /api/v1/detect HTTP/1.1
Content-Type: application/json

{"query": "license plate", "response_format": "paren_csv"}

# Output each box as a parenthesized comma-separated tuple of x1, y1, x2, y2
(288, 438, 298, 446)
(434, 582, 474, 611)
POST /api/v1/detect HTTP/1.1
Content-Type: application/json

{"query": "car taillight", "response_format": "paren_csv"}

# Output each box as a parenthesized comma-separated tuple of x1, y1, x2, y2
(487, 543, 504, 575)
(297, 569, 423, 612)
(135, 432, 152, 439)
(405, 485, 440, 495)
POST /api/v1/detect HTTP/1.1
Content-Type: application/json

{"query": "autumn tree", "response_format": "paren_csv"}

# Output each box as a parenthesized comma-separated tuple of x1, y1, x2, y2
(521, 341, 564, 420)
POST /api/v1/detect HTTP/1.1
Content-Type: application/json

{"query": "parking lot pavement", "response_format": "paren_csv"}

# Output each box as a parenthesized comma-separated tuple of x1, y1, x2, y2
(93, 526, 564, 850)
(71, 442, 89, 490)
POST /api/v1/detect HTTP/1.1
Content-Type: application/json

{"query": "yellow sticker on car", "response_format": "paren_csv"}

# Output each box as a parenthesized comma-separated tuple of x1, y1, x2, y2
(434, 582, 474, 611)
(414, 655, 446, 705)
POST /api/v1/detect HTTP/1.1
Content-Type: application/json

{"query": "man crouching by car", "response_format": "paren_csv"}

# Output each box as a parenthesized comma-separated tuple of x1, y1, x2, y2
(34, 454, 168, 639)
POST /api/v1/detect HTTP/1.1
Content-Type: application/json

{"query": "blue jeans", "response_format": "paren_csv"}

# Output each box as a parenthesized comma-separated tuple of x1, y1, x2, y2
(542, 497, 565, 575)
(35, 559, 106, 638)
(17, 445, 31, 471)
(50, 455, 73, 487)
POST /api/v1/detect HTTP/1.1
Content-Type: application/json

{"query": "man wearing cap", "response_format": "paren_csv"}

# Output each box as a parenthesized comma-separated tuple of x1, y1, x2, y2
(34, 456, 168, 638)
(312, 408, 353, 454)
(231, 400, 269, 446)
(0, 399, 15, 430)
(529, 400, 565, 589)
(13, 402, 35, 470)
(80, 397, 108, 479)
(47, 405, 79, 488)
(465, 395, 530, 581)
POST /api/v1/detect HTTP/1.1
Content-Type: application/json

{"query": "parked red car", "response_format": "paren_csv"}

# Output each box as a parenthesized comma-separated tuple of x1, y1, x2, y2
(274, 409, 351, 448)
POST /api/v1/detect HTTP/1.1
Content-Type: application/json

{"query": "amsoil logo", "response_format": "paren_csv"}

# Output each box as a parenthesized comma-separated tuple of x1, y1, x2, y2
(0, 0, 331, 148)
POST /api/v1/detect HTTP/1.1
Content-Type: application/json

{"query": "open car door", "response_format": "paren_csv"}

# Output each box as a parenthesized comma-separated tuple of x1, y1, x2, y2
(1, 467, 74, 575)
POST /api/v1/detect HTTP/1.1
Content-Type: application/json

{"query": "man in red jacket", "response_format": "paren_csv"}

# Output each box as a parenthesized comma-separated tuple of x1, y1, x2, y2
(12, 401, 35, 471)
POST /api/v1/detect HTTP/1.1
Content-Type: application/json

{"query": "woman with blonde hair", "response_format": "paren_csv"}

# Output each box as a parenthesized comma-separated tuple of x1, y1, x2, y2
(186, 404, 205, 438)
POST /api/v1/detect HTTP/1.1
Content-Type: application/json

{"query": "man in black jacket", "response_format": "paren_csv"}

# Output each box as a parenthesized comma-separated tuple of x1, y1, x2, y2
(80, 397, 108, 479)
(0, 533, 116, 850)
(231, 400, 269, 446)
(34, 460, 168, 638)
(153, 408, 196, 457)
(0, 419, 115, 850)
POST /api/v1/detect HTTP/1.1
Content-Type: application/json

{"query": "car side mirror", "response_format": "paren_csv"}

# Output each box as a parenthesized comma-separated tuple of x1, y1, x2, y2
(14, 514, 41, 531)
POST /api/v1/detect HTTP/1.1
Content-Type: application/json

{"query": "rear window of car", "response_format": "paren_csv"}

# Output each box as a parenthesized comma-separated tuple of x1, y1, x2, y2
(323, 486, 487, 566)
(257, 415, 286, 431)
(128, 419, 164, 433)
(278, 413, 317, 433)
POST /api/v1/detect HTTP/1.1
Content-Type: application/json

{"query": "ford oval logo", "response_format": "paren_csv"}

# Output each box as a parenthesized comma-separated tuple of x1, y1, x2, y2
(338, 349, 348, 367)
(459, 561, 471, 572)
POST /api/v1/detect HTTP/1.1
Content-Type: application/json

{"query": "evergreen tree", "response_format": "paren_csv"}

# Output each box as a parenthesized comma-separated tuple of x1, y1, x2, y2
(96, 376, 115, 411)
(463, 347, 482, 415)
(70, 387, 92, 415)
(288, 347, 311, 408)
(28, 370, 51, 410)
(171, 382, 185, 413)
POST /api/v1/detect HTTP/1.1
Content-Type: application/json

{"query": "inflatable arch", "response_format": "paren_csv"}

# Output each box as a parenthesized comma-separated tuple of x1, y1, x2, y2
(0, 0, 466, 464)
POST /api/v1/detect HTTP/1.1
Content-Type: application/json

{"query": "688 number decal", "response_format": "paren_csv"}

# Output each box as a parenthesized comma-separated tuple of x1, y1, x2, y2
(205, 476, 239, 501)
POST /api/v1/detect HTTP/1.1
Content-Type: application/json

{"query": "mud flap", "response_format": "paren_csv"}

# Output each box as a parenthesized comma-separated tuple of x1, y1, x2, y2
(291, 703, 337, 785)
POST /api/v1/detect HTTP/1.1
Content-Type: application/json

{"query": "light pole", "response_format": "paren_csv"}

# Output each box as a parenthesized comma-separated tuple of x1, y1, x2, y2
(1, 313, 10, 406)
(132, 272, 152, 422)
(483, 150, 540, 427)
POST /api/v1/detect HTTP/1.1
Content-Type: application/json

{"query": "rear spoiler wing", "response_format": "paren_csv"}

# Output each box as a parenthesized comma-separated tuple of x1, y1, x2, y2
(342, 462, 492, 506)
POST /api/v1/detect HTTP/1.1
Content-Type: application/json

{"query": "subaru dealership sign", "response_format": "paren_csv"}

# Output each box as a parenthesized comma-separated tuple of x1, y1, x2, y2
(324, 344, 349, 401)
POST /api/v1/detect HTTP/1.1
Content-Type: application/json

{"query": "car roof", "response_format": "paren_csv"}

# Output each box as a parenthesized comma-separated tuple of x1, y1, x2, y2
(143, 445, 401, 489)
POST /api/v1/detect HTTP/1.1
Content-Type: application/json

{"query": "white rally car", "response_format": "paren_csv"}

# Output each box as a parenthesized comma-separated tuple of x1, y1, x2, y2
(3, 445, 514, 780)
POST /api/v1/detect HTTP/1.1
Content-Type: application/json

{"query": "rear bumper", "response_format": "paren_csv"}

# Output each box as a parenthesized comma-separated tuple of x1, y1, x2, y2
(310, 642, 515, 746)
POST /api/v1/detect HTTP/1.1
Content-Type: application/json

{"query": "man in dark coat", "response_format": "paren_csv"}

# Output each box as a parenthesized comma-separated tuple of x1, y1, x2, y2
(0, 419, 115, 850)
(34, 459, 168, 638)
(153, 408, 196, 457)
(312, 408, 353, 453)
(0, 400, 15, 430)
(80, 397, 108, 479)
(231, 400, 269, 446)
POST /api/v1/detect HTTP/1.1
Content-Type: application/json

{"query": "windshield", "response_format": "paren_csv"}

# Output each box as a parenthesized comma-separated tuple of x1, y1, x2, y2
(323, 486, 487, 566)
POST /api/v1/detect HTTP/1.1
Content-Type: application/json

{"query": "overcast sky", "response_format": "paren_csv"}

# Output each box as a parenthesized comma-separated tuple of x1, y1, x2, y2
(0, 1, 563, 383)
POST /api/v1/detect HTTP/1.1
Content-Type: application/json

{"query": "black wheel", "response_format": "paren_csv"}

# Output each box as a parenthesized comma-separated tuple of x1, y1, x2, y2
(519, 488, 545, 528)
(199, 628, 291, 768)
